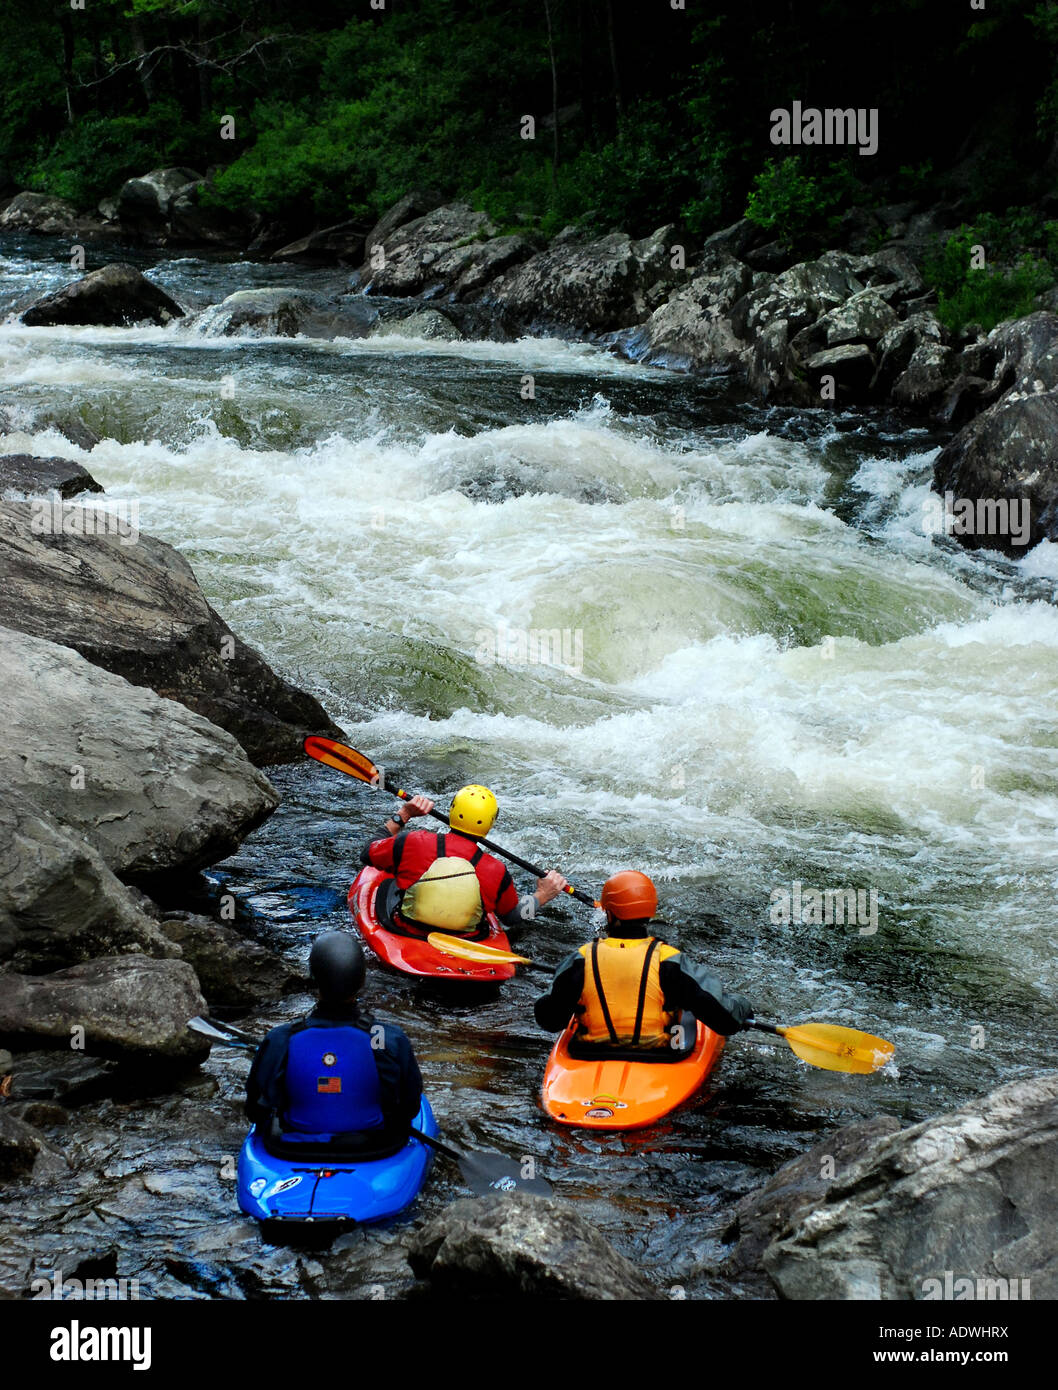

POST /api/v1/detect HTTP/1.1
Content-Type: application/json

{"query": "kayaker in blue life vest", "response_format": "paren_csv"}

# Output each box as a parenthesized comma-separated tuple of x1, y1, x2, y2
(361, 784, 568, 939)
(534, 871, 753, 1054)
(245, 932, 423, 1153)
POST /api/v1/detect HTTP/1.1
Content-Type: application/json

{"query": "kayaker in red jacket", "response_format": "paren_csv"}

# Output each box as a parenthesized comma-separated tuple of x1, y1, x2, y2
(534, 871, 753, 1054)
(360, 783, 568, 938)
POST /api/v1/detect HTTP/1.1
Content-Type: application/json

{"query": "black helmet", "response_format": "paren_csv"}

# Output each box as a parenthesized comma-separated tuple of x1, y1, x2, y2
(309, 932, 366, 1001)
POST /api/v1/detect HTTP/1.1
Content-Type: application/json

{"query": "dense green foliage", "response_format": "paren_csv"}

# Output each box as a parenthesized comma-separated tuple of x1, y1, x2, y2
(923, 212, 1058, 333)
(3, 0, 1058, 326)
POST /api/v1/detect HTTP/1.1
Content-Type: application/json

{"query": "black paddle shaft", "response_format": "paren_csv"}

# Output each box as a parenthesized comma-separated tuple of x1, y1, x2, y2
(386, 778, 597, 907)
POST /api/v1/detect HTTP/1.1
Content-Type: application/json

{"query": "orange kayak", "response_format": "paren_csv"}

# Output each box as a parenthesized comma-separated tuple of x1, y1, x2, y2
(541, 1019, 724, 1130)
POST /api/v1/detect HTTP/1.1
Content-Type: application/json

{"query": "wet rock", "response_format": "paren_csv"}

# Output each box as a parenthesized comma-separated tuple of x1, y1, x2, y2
(193, 287, 356, 340)
(730, 252, 866, 345)
(818, 289, 898, 347)
(0, 955, 209, 1061)
(698, 218, 762, 266)
(116, 167, 202, 240)
(0, 1111, 61, 1179)
(617, 255, 752, 369)
(932, 390, 1058, 553)
(764, 1073, 1058, 1300)
(0, 499, 343, 765)
(21, 263, 184, 328)
(271, 220, 366, 265)
(370, 308, 461, 341)
(871, 312, 947, 396)
(0, 624, 279, 879)
(0, 792, 175, 971)
(959, 311, 1058, 402)
(0, 192, 79, 235)
(852, 246, 925, 301)
(2, 1050, 119, 1106)
(722, 1116, 902, 1296)
(361, 190, 445, 264)
(486, 224, 680, 334)
(891, 340, 956, 411)
(159, 914, 304, 1007)
(357, 205, 534, 302)
(408, 1193, 659, 1300)
(804, 343, 877, 400)
(0, 454, 102, 499)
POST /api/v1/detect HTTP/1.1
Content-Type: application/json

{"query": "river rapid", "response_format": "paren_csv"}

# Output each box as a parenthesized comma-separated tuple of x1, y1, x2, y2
(3, 236, 1057, 1299)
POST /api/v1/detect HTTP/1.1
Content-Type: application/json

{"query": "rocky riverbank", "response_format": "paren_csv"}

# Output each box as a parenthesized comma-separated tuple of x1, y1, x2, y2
(6, 175, 1057, 556)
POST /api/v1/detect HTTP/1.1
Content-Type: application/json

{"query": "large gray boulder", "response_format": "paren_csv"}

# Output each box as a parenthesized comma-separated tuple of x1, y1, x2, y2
(191, 287, 359, 340)
(0, 192, 79, 235)
(0, 499, 342, 765)
(730, 252, 866, 344)
(361, 190, 445, 264)
(0, 792, 174, 971)
(0, 454, 102, 500)
(21, 264, 184, 328)
(369, 308, 461, 342)
(271, 220, 366, 265)
(159, 914, 303, 1007)
(116, 167, 202, 240)
(0, 624, 278, 879)
(764, 1073, 1058, 1300)
(0, 955, 209, 1061)
(932, 390, 1058, 553)
(722, 1116, 903, 1296)
(409, 1193, 659, 1300)
(356, 203, 532, 300)
(617, 255, 752, 369)
(485, 225, 680, 334)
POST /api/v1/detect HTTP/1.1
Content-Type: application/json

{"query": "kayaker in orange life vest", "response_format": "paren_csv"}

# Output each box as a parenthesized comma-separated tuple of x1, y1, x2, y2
(534, 871, 753, 1053)
(360, 784, 569, 939)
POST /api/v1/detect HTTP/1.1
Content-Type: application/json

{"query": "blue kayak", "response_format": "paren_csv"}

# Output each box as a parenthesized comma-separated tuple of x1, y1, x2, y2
(237, 1097, 438, 1227)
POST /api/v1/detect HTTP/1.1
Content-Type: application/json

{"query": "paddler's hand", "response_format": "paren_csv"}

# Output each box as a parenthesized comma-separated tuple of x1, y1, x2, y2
(535, 870, 569, 906)
(402, 795, 434, 819)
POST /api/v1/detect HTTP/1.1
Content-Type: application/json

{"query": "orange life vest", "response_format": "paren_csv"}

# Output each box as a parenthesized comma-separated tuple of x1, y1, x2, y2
(576, 936, 681, 1048)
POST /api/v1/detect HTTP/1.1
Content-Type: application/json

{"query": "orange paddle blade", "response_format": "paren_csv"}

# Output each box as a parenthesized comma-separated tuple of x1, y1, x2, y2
(304, 736, 381, 786)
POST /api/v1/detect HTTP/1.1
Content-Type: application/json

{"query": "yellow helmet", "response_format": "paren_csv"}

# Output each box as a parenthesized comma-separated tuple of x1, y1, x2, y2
(449, 784, 498, 837)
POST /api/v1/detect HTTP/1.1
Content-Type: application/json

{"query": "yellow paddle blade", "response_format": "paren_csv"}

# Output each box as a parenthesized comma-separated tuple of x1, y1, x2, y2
(427, 933, 532, 966)
(778, 1022, 895, 1074)
(304, 736, 381, 786)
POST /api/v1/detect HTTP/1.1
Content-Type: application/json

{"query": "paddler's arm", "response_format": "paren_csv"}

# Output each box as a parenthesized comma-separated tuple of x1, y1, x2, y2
(659, 955, 753, 1036)
(497, 869, 570, 941)
(358, 795, 433, 863)
(532, 949, 585, 1032)
(370, 1021, 424, 1125)
(244, 1023, 296, 1123)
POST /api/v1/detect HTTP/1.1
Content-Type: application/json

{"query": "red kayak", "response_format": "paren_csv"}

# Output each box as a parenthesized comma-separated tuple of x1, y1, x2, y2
(348, 866, 517, 982)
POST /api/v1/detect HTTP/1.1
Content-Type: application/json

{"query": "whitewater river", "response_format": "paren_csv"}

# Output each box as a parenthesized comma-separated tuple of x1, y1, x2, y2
(2, 236, 1057, 1298)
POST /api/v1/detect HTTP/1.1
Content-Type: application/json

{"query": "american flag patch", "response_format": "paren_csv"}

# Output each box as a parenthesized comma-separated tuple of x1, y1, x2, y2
(317, 1076, 342, 1093)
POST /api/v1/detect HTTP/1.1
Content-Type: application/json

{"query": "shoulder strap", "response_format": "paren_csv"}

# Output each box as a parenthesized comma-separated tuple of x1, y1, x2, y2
(590, 939, 619, 1045)
(436, 832, 445, 859)
(631, 938, 660, 1046)
(469, 846, 484, 866)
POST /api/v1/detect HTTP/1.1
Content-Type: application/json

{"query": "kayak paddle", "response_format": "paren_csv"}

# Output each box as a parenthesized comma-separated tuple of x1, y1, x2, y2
(424, 945, 894, 1072)
(748, 1019, 895, 1074)
(186, 1016, 553, 1196)
(303, 736, 599, 908)
(427, 932, 552, 972)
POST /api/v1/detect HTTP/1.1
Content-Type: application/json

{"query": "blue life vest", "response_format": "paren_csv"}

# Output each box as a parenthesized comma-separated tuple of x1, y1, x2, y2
(280, 1025, 384, 1139)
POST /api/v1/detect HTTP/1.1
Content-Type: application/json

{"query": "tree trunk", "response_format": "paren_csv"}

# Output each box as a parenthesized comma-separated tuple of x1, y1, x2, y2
(605, 0, 623, 139)
(59, 13, 76, 124)
(543, 0, 560, 189)
(129, 15, 156, 104)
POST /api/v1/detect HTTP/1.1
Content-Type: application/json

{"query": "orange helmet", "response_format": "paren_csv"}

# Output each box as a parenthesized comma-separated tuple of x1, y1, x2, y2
(600, 870, 658, 921)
